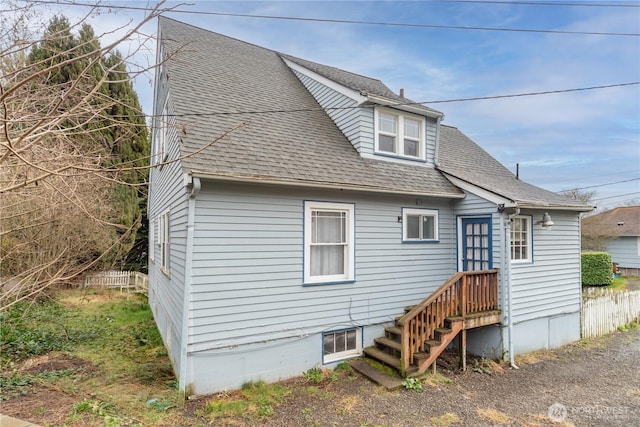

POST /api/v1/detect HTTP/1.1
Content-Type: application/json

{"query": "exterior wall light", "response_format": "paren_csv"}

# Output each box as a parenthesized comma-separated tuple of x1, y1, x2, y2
(537, 212, 554, 229)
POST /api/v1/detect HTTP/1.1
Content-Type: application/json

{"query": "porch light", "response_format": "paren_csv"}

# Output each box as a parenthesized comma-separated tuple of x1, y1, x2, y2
(537, 212, 554, 229)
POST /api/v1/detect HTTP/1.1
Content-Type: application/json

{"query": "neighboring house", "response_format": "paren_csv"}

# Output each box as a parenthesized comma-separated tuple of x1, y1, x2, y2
(148, 17, 592, 395)
(583, 206, 640, 275)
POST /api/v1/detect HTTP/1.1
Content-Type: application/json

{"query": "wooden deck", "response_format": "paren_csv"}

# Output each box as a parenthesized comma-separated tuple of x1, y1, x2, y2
(364, 270, 500, 378)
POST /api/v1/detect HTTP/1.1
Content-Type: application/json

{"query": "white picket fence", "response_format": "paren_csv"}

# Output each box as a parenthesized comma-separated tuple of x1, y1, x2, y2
(83, 270, 148, 295)
(582, 288, 640, 338)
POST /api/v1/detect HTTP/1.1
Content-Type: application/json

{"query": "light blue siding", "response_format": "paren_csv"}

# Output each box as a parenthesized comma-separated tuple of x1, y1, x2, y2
(510, 210, 582, 324)
(147, 79, 189, 373)
(289, 69, 437, 164)
(607, 237, 640, 269)
(187, 183, 457, 354)
(291, 70, 371, 153)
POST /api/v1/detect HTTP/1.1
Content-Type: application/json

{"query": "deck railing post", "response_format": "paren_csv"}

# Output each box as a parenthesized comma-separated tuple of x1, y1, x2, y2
(461, 275, 467, 317)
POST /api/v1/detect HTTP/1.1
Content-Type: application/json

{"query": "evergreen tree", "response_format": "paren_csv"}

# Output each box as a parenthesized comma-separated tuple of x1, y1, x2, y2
(27, 16, 149, 270)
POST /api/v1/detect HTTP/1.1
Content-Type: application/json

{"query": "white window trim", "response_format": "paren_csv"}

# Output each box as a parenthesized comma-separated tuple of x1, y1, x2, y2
(153, 98, 168, 166)
(149, 217, 156, 263)
(159, 210, 170, 274)
(322, 327, 362, 364)
(402, 208, 439, 242)
(304, 201, 355, 285)
(374, 107, 426, 160)
(511, 215, 532, 263)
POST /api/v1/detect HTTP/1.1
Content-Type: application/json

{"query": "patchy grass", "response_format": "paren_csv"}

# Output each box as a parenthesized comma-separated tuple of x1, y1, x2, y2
(607, 277, 628, 289)
(0, 289, 182, 425)
(335, 395, 361, 414)
(430, 412, 460, 426)
(477, 408, 511, 424)
(515, 349, 558, 366)
(203, 380, 291, 422)
(423, 372, 452, 387)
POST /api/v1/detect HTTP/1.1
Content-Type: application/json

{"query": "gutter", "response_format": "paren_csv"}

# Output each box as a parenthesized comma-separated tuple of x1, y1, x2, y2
(365, 94, 443, 118)
(189, 170, 466, 199)
(179, 175, 201, 394)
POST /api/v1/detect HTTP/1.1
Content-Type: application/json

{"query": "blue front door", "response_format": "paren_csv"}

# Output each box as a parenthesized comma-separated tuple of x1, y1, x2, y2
(461, 217, 492, 271)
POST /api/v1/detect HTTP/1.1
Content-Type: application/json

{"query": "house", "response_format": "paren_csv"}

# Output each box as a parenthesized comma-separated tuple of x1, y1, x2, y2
(147, 17, 592, 395)
(583, 206, 640, 276)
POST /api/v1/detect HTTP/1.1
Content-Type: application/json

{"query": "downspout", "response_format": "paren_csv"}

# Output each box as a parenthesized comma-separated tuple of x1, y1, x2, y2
(179, 175, 201, 395)
(505, 207, 520, 369)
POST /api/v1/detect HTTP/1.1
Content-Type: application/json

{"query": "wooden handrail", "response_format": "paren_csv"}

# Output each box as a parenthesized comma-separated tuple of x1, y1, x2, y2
(397, 269, 499, 375)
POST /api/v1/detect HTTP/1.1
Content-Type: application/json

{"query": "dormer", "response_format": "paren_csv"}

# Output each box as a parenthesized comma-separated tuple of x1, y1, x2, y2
(282, 55, 443, 167)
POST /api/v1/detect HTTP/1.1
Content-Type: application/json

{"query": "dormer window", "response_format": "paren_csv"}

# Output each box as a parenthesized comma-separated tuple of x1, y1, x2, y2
(375, 108, 425, 160)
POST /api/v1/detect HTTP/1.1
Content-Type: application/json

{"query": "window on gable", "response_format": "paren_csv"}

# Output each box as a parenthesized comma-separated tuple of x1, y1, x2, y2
(375, 108, 425, 159)
(511, 216, 532, 262)
(304, 201, 355, 284)
(322, 327, 362, 364)
(153, 99, 168, 166)
(403, 208, 438, 242)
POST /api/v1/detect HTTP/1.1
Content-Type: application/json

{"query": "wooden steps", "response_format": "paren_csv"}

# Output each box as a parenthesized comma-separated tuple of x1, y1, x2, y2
(364, 309, 500, 378)
(360, 270, 501, 379)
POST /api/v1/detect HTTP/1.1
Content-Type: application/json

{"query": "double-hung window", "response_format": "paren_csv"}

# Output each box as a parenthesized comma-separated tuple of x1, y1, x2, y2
(403, 208, 438, 242)
(149, 218, 156, 262)
(153, 99, 168, 166)
(159, 211, 170, 273)
(511, 216, 532, 262)
(376, 108, 424, 159)
(304, 201, 355, 284)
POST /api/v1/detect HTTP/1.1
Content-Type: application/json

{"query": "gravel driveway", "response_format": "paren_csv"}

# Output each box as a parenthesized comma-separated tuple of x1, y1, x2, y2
(254, 328, 640, 427)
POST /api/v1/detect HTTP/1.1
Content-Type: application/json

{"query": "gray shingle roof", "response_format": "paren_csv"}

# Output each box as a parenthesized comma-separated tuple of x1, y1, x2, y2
(280, 54, 442, 116)
(159, 17, 460, 197)
(583, 206, 640, 236)
(437, 125, 592, 210)
(158, 17, 592, 210)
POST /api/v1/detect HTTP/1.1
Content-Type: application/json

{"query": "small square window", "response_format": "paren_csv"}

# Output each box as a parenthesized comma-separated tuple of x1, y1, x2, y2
(322, 328, 362, 363)
(403, 208, 438, 242)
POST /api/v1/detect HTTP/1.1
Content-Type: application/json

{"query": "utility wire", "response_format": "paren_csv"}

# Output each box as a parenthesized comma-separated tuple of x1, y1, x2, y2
(592, 192, 640, 202)
(7, 82, 639, 122)
(560, 177, 640, 192)
(28, 0, 640, 37)
(428, 0, 640, 8)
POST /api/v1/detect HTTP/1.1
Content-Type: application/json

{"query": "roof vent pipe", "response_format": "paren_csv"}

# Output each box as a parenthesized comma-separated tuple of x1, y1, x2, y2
(399, 88, 404, 98)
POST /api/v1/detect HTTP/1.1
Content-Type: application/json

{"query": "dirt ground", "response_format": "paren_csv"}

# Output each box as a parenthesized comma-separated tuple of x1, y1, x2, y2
(3, 328, 638, 427)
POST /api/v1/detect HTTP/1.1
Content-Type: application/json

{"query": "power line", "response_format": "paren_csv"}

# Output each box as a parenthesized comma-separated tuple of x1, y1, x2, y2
(7, 81, 639, 122)
(152, 81, 640, 117)
(29, 0, 640, 37)
(560, 177, 640, 192)
(428, 0, 640, 8)
(592, 192, 640, 202)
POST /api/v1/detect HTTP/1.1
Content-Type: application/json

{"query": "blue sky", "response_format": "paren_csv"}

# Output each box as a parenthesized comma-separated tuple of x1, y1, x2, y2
(31, 1, 640, 211)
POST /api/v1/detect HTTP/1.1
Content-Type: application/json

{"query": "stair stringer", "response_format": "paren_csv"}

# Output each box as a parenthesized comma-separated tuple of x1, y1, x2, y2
(408, 320, 463, 377)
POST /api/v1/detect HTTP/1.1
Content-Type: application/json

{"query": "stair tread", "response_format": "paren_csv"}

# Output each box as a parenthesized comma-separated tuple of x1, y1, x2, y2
(385, 326, 402, 335)
(363, 347, 401, 369)
(435, 327, 452, 334)
(375, 336, 402, 351)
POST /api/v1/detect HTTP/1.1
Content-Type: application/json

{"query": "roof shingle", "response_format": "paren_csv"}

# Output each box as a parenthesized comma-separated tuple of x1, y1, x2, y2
(158, 17, 592, 211)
